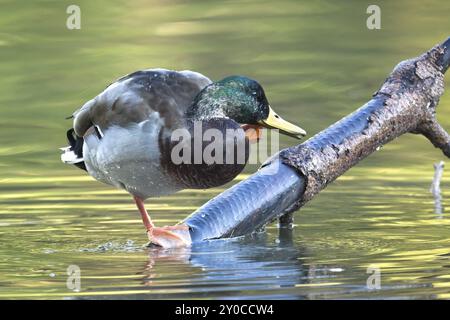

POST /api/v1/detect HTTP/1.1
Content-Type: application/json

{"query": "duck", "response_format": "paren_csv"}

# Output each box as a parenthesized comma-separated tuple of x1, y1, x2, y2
(61, 69, 306, 247)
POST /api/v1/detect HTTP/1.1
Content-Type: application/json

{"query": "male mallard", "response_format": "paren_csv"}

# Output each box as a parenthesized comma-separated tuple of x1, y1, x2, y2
(61, 69, 306, 247)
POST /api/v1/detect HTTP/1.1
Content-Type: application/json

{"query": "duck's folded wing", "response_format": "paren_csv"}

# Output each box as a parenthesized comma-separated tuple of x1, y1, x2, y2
(72, 69, 212, 137)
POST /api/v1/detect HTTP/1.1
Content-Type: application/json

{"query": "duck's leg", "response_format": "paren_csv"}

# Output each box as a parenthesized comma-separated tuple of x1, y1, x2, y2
(133, 196, 191, 248)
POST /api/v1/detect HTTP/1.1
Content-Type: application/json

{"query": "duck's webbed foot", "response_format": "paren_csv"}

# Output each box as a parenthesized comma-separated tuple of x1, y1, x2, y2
(134, 196, 191, 248)
(147, 225, 191, 248)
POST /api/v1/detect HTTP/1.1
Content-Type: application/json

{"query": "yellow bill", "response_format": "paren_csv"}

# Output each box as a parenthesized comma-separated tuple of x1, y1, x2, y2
(258, 106, 306, 139)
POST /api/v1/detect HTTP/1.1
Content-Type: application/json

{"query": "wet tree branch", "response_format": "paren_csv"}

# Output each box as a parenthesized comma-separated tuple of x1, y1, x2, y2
(418, 119, 450, 157)
(163, 37, 450, 246)
(277, 37, 450, 210)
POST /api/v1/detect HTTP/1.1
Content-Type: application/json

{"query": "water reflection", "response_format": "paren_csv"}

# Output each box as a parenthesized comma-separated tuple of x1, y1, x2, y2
(143, 230, 323, 299)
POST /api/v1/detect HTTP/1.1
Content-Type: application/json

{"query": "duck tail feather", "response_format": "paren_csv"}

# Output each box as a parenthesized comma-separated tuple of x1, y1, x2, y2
(61, 128, 87, 171)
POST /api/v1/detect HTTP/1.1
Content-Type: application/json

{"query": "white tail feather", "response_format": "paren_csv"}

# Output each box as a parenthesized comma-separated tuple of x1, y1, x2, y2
(60, 147, 84, 164)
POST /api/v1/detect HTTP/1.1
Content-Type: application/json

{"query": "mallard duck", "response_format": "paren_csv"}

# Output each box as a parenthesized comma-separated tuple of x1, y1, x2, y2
(61, 69, 306, 247)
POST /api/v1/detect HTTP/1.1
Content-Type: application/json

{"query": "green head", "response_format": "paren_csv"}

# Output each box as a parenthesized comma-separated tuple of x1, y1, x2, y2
(188, 76, 269, 123)
(188, 75, 306, 139)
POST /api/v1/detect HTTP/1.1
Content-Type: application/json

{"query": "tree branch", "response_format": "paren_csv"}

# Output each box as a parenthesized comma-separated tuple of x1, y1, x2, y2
(418, 117, 450, 157)
(160, 37, 450, 246)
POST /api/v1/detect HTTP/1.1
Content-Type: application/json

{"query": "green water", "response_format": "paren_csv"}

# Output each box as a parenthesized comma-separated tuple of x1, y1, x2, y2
(1, 0, 450, 299)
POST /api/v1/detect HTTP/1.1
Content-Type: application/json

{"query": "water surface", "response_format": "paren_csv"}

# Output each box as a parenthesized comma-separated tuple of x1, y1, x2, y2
(1, 0, 450, 299)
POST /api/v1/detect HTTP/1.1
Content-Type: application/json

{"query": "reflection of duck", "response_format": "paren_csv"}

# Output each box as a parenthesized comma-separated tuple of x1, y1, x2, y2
(143, 230, 311, 298)
(61, 69, 306, 247)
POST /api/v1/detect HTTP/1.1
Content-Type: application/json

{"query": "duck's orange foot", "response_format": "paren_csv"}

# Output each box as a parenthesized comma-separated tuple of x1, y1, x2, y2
(147, 225, 191, 248)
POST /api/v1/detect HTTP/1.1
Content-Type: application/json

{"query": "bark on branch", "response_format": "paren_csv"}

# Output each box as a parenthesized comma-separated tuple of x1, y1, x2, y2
(172, 37, 450, 244)
(277, 37, 450, 210)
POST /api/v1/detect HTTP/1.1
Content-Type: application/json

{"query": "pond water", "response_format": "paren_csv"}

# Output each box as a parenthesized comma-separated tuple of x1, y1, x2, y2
(1, 0, 450, 299)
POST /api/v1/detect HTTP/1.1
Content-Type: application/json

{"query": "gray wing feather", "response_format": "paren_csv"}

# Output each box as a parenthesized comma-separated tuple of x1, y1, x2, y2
(72, 69, 211, 136)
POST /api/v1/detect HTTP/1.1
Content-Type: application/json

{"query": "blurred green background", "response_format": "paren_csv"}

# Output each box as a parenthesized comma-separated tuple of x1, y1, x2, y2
(1, 0, 450, 299)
